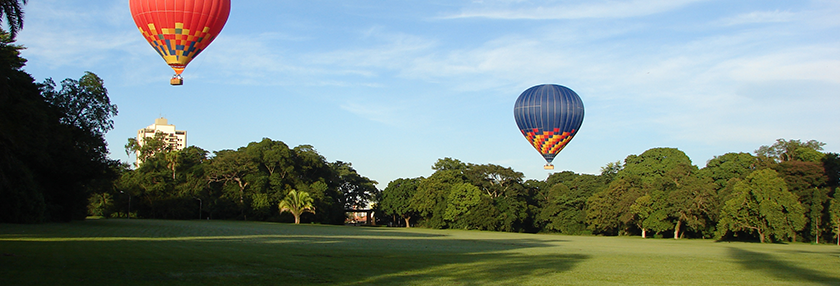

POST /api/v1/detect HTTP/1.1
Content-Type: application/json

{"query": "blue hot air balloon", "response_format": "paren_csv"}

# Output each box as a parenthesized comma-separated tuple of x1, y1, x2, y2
(514, 84, 585, 170)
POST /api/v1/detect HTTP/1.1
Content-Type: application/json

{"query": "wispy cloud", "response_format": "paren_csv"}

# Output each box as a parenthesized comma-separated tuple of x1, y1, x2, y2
(310, 29, 437, 70)
(714, 10, 797, 26)
(443, 0, 705, 20)
(17, 2, 137, 67)
(340, 101, 402, 126)
(720, 48, 840, 83)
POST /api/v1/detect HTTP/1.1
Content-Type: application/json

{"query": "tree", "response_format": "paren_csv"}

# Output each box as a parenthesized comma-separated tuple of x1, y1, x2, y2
(637, 163, 719, 239)
(539, 175, 603, 235)
(630, 193, 670, 238)
(40, 72, 118, 137)
(773, 161, 827, 196)
(458, 164, 527, 232)
(380, 178, 421, 227)
(755, 138, 825, 163)
(207, 149, 257, 220)
(2, 31, 118, 222)
(122, 154, 175, 218)
(411, 169, 464, 228)
(243, 138, 294, 190)
(278, 189, 315, 224)
(332, 161, 379, 209)
(829, 197, 840, 245)
(586, 177, 644, 235)
(716, 169, 806, 243)
(773, 160, 828, 241)
(463, 163, 524, 198)
(0, 0, 26, 38)
(823, 153, 840, 190)
(701, 152, 756, 189)
(618, 147, 693, 185)
(432, 157, 467, 171)
(600, 161, 623, 183)
(125, 131, 174, 166)
(443, 183, 482, 228)
(1, 29, 49, 222)
(806, 188, 830, 244)
(665, 167, 717, 239)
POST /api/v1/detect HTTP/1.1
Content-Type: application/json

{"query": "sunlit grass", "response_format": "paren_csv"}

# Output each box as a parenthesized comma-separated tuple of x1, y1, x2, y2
(1, 219, 838, 285)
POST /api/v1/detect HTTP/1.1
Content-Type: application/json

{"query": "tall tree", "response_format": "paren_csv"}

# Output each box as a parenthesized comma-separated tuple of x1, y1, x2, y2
(380, 178, 421, 227)
(1, 29, 49, 222)
(278, 189, 315, 224)
(773, 161, 827, 196)
(829, 196, 840, 245)
(463, 163, 524, 198)
(822, 153, 840, 191)
(600, 161, 623, 183)
(630, 192, 670, 238)
(755, 138, 825, 163)
(716, 169, 806, 243)
(332, 161, 379, 209)
(586, 177, 645, 235)
(443, 183, 483, 228)
(40, 72, 118, 137)
(664, 165, 717, 239)
(701, 152, 756, 189)
(806, 187, 830, 244)
(0, 0, 26, 38)
(618, 147, 693, 185)
(432, 157, 467, 171)
(773, 160, 828, 241)
(539, 176, 603, 235)
(122, 155, 174, 218)
(125, 132, 174, 166)
(244, 138, 294, 189)
(207, 149, 257, 220)
(411, 169, 465, 228)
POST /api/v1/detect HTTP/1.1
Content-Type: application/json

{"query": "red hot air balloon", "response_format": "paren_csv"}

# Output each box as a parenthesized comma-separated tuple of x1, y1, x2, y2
(129, 0, 231, 85)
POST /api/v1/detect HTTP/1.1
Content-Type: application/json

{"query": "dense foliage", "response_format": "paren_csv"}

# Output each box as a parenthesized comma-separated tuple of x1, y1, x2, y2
(111, 137, 378, 224)
(1, 30, 118, 223)
(380, 145, 840, 244)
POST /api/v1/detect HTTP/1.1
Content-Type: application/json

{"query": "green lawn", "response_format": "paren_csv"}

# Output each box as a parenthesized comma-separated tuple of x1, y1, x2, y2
(1, 219, 838, 285)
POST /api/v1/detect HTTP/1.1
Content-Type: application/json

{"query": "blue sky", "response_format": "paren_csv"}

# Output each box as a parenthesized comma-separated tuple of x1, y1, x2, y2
(15, 0, 840, 187)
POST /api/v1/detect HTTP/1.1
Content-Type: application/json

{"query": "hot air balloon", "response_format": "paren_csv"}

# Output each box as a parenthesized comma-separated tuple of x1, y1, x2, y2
(129, 0, 231, 85)
(513, 84, 584, 170)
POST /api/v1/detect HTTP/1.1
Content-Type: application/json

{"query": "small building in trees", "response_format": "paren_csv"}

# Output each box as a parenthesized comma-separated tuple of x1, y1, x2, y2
(135, 117, 187, 165)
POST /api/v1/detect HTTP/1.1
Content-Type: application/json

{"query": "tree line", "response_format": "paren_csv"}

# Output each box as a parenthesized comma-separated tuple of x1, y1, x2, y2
(378, 141, 840, 243)
(105, 136, 378, 224)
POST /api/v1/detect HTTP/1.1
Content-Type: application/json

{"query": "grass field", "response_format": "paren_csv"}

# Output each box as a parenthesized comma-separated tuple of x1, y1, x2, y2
(1, 219, 839, 285)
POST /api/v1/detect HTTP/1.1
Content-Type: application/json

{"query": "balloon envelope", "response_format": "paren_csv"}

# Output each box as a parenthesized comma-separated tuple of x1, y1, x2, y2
(130, 0, 231, 81)
(513, 84, 584, 166)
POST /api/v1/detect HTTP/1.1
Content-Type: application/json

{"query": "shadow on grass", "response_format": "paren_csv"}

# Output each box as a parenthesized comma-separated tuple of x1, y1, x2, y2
(0, 219, 586, 285)
(352, 252, 588, 286)
(727, 247, 840, 286)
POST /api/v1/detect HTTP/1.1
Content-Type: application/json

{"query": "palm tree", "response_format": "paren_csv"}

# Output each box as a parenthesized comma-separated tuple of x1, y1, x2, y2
(1, 0, 27, 38)
(278, 190, 315, 224)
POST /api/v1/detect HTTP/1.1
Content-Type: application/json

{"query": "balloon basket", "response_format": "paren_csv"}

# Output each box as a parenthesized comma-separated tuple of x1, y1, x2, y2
(544, 164, 554, 170)
(170, 75, 183, 86)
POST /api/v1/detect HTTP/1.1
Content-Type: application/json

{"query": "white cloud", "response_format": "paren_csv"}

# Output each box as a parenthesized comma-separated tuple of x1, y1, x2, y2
(719, 47, 840, 84)
(310, 30, 437, 70)
(444, 0, 706, 20)
(340, 101, 402, 126)
(714, 10, 797, 26)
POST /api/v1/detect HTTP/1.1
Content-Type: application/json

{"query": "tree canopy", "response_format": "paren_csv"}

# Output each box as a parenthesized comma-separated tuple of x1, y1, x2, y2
(1, 30, 117, 222)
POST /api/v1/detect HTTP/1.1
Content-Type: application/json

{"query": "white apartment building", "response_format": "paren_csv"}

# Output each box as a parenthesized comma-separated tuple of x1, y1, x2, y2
(136, 117, 186, 165)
